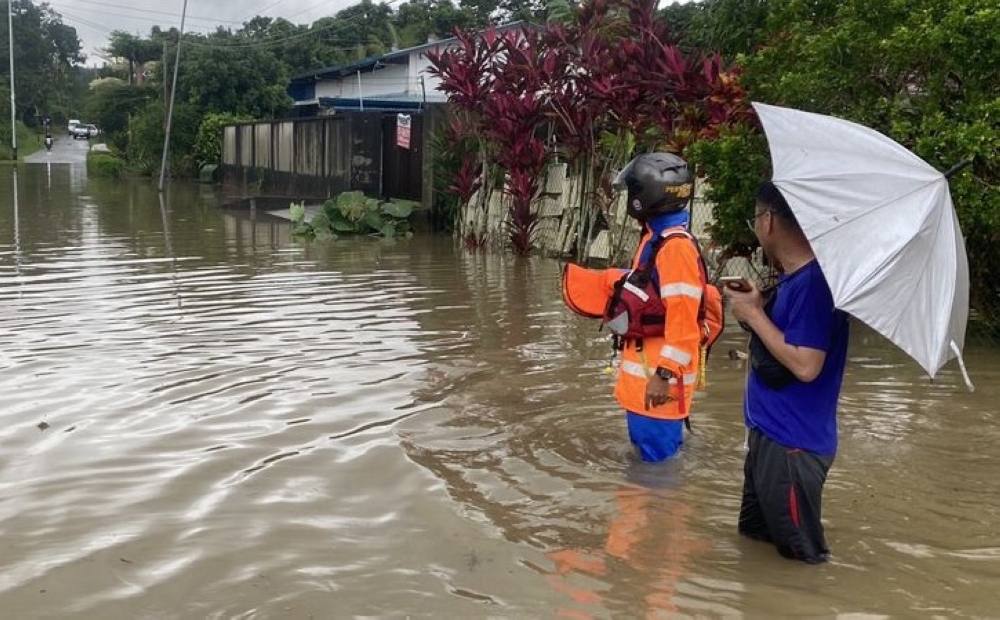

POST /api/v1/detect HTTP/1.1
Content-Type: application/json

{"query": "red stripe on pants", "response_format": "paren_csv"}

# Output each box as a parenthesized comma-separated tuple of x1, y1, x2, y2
(788, 485, 801, 529)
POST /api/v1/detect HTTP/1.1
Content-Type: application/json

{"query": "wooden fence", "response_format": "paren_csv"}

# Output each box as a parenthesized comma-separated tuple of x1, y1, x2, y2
(221, 106, 445, 205)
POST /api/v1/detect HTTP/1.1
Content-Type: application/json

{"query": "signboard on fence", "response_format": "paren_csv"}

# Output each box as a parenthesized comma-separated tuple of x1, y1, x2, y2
(396, 114, 411, 150)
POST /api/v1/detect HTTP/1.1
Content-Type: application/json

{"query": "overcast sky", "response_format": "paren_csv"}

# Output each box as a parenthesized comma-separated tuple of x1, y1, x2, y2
(45, 0, 696, 66)
(45, 0, 361, 65)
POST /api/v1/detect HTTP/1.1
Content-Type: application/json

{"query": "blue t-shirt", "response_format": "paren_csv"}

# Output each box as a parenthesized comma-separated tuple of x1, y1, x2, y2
(744, 260, 849, 455)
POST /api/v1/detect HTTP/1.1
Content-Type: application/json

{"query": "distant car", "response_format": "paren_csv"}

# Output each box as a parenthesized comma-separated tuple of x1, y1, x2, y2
(72, 124, 99, 139)
(68, 119, 80, 135)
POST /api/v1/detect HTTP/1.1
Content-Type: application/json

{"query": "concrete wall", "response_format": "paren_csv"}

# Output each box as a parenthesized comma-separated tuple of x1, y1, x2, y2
(461, 163, 764, 277)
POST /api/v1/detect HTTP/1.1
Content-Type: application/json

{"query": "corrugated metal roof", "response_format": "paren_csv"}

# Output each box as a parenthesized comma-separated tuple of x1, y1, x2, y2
(315, 95, 445, 112)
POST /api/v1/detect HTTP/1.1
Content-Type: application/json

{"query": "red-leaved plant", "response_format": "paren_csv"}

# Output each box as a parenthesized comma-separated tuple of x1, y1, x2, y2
(428, 0, 751, 260)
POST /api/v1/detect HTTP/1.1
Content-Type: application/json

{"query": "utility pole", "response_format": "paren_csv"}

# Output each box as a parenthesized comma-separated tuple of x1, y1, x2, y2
(8, 0, 17, 162)
(357, 70, 363, 111)
(158, 0, 188, 192)
(162, 39, 167, 109)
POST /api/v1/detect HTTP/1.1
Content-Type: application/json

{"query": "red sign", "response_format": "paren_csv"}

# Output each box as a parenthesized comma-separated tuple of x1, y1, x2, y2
(396, 114, 411, 149)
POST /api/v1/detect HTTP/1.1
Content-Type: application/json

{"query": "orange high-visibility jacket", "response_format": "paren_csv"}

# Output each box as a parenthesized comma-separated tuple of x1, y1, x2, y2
(614, 227, 703, 419)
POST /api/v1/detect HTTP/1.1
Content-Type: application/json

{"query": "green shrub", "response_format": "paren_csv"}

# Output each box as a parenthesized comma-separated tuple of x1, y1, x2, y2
(87, 152, 126, 178)
(194, 112, 254, 168)
(291, 191, 417, 240)
(686, 124, 771, 258)
(127, 100, 201, 177)
(0, 122, 42, 161)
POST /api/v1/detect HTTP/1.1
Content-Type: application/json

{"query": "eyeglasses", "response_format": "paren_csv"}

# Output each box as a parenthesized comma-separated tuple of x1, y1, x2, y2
(746, 210, 772, 233)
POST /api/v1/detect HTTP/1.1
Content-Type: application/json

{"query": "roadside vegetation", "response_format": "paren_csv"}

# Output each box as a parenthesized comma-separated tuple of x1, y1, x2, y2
(0, 122, 44, 162)
(0, 0, 84, 160)
(1, 0, 996, 332)
(290, 192, 418, 240)
(683, 0, 998, 334)
(86, 151, 126, 178)
(428, 0, 1000, 333)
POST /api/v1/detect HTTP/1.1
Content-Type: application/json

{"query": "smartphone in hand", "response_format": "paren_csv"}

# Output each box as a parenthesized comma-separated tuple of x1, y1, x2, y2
(719, 276, 752, 292)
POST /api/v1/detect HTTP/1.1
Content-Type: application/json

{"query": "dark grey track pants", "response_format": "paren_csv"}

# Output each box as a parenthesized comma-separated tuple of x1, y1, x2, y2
(739, 427, 835, 564)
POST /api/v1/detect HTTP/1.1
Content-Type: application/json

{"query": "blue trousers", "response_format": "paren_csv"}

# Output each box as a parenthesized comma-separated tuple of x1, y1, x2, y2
(626, 411, 684, 462)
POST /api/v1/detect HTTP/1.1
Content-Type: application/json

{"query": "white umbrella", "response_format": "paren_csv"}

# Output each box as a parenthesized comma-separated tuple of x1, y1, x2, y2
(752, 102, 973, 389)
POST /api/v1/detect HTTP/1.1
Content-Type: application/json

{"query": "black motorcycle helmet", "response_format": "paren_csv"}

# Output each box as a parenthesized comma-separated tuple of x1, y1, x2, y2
(613, 153, 693, 221)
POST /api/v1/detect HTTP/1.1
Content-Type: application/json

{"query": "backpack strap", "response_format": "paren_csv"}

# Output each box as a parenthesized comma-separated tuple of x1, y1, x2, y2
(655, 229, 715, 401)
(654, 229, 710, 327)
(635, 229, 713, 417)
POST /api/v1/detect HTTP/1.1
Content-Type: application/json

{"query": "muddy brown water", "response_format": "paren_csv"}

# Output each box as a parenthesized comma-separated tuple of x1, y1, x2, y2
(1, 162, 999, 619)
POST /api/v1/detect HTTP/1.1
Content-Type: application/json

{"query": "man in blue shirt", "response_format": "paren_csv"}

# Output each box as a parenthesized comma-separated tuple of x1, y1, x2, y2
(724, 181, 850, 564)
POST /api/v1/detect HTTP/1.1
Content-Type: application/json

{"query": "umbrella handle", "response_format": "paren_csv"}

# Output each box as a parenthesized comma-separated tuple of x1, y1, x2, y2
(944, 158, 973, 179)
(949, 340, 975, 392)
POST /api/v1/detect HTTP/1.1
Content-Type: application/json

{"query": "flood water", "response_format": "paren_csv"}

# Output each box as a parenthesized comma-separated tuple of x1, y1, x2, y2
(1, 160, 998, 619)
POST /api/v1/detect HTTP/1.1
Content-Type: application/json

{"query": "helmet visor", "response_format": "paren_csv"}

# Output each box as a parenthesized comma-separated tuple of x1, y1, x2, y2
(611, 161, 634, 192)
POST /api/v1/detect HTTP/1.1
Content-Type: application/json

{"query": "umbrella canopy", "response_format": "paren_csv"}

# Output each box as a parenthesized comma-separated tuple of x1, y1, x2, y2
(752, 102, 971, 386)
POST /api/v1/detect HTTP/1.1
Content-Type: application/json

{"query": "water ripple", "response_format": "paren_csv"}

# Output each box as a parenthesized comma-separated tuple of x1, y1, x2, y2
(1, 173, 999, 618)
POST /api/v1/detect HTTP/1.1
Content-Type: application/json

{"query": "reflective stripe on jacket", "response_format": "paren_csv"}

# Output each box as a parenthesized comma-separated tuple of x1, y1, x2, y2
(613, 227, 703, 419)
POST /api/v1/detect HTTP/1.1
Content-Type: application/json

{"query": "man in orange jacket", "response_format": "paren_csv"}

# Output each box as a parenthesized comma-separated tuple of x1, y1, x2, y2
(611, 153, 704, 462)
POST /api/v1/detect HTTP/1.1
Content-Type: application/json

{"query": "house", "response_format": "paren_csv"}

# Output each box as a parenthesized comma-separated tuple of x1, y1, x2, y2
(222, 22, 534, 206)
(287, 21, 531, 116)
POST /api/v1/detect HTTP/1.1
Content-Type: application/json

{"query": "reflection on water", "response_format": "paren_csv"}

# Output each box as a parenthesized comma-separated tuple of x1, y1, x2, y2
(0, 164, 999, 619)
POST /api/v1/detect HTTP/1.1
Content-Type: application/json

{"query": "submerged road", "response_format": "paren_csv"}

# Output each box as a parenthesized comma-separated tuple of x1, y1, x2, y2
(23, 134, 94, 165)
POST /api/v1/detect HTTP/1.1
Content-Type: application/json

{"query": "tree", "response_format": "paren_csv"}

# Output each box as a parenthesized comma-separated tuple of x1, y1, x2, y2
(334, 0, 397, 58)
(668, 0, 769, 59)
(128, 99, 201, 176)
(458, 0, 500, 28)
(496, 0, 550, 23)
(173, 34, 290, 118)
(0, 0, 82, 124)
(680, 0, 1000, 332)
(83, 79, 154, 152)
(428, 0, 749, 257)
(106, 31, 161, 85)
(394, 0, 476, 47)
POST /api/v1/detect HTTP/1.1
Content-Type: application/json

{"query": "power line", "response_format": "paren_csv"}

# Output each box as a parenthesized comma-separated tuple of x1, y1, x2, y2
(287, 0, 408, 21)
(53, 0, 245, 25)
(60, 10, 140, 35)
(59, 10, 215, 36)
(285, 0, 343, 21)
(60, 2, 416, 57)
(60, 9, 369, 56)
(175, 18, 377, 51)
(250, 0, 296, 19)
(60, 9, 227, 31)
